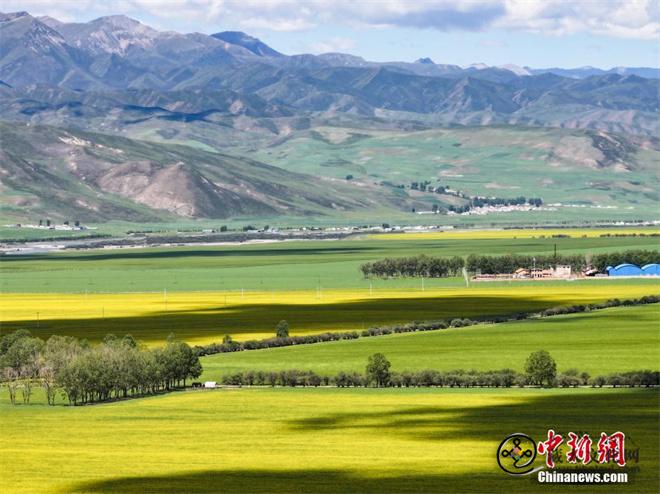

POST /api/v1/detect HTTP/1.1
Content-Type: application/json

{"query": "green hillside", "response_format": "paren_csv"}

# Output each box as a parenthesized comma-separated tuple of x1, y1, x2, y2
(2, 121, 658, 226)
(232, 125, 660, 217)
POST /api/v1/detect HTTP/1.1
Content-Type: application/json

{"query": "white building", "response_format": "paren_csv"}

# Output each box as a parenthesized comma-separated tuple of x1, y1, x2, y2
(554, 265, 572, 278)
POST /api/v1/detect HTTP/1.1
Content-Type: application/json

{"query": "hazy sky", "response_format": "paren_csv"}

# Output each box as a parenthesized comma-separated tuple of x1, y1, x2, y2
(3, 0, 659, 68)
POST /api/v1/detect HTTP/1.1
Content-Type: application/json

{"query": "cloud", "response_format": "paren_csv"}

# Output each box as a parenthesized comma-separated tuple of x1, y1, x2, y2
(238, 17, 316, 32)
(498, 0, 660, 40)
(6, 0, 660, 40)
(308, 37, 356, 54)
(368, 3, 506, 31)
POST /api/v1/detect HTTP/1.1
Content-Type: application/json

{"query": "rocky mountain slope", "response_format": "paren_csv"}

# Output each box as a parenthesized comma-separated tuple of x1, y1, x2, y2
(0, 123, 413, 222)
(1, 11, 658, 135)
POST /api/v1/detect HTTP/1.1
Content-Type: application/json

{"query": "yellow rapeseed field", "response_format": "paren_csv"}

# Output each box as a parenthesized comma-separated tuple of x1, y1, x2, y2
(372, 227, 660, 240)
(2, 281, 657, 345)
(0, 388, 657, 494)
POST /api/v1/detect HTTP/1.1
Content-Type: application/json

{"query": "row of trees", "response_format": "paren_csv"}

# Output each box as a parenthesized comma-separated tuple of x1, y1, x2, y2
(1, 331, 202, 406)
(193, 295, 660, 357)
(194, 326, 360, 357)
(217, 352, 659, 389)
(360, 255, 465, 278)
(591, 250, 659, 271)
(359, 250, 659, 278)
(465, 253, 588, 273)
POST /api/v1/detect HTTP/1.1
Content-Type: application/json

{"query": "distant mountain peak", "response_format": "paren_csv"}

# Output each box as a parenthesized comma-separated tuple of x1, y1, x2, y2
(212, 31, 283, 57)
(415, 57, 435, 65)
(0, 11, 30, 22)
(89, 14, 147, 29)
(36, 15, 63, 28)
(498, 64, 531, 76)
(52, 14, 160, 56)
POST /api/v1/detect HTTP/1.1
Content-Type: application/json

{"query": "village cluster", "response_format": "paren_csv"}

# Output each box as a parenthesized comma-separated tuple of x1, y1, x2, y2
(474, 263, 660, 281)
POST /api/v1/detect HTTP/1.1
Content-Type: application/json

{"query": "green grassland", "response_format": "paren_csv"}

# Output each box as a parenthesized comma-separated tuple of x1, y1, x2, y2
(3, 123, 660, 227)
(201, 304, 660, 380)
(1, 388, 657, 494)
(2, 233, 659, 494)
(2, 234, 659, 293)
(237, 126, 660, 217)
(2, 234, 658, 344)
(137, 122, 660, 224)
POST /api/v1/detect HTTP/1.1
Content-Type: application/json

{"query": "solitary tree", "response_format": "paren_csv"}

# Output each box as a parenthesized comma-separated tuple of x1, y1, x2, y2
(276, 320, 290, 339)
(366, 353, 391, 387)
(525, 350, 557, 387)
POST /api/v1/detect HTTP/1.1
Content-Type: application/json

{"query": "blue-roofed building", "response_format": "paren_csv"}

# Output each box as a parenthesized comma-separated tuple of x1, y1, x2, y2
(606, 264, 644, 276)
(641, 263, 660, 276)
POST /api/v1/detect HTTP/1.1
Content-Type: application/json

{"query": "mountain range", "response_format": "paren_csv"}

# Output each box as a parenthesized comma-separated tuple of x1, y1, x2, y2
(0, 11, 658, 224)
(1, 11, 658, 136)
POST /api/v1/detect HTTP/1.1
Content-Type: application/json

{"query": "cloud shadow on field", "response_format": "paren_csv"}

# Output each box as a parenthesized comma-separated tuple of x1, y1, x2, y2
(288, 389, 658, 444)
(65, 468, 525, 494)
(282, 390, 656, 490)
(4, 294, 575, 342)
(65, 391, 657, 494)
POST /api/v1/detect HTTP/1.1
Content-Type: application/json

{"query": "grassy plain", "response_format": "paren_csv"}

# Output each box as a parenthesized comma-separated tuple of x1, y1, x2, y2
(201, 304, 660, 379)
(2, 232, 659, 294)
(1, 231, 659, 494)
(1, 281, 658, 345)
(1, 388, 658, 494)
(2, 232, 658, 344)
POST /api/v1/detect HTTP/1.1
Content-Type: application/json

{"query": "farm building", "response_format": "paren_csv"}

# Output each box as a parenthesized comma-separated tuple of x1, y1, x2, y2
(641, 263, 660, 275)
(530, 268, 554, 279)
(606, 264, 643, 276)
(204, 381, 217, 389)
(513, 268, 529, 279)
